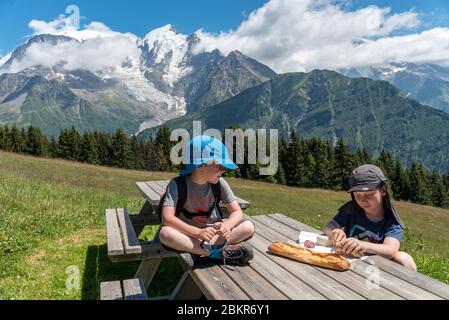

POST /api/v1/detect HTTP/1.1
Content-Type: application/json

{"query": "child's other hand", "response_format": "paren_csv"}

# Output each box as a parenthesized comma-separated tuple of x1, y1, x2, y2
(340, 238, 363, 256)
(331, 228, 346, 244)
(214, 222, 231, 239)
(197, 227, 217, 242)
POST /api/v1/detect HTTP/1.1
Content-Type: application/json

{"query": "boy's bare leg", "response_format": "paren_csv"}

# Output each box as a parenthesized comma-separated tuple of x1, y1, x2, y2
(159, 226, 209, 256)
(392, 251, 417, 272)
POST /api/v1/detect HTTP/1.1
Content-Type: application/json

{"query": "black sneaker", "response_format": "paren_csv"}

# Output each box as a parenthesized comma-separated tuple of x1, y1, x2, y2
(221, 242, 254, 265)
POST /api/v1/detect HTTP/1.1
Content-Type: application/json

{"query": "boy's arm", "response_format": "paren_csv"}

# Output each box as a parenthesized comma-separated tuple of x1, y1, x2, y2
(357, 237, 400, 259)
(225, 200, 244, 229)
(340, 237, 400, 258)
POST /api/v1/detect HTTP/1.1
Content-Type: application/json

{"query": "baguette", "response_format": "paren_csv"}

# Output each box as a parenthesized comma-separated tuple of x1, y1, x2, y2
(268, 242, 350, 271)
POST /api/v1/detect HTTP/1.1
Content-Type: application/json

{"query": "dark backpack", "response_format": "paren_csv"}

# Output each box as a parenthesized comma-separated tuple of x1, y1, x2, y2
(157, 175, 223, 224)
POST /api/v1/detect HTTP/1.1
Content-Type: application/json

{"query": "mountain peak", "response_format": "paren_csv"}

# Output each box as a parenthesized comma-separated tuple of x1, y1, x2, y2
(143, 24, 179, 42)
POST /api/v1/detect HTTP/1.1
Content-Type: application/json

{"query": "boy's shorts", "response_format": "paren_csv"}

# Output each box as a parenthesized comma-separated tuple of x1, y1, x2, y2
(159, 218, 255, 252)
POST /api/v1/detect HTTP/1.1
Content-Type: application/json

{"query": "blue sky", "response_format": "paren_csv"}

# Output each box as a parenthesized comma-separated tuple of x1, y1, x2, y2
(0, 0, 268, 54)
(0, 0, 448, 55)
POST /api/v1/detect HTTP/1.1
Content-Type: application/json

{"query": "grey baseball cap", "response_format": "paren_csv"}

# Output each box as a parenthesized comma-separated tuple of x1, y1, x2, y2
(347, 164, 387, 193)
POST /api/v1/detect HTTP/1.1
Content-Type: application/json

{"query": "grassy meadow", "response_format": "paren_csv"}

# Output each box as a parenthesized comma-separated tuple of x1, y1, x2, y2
(0, 151, 448, 299)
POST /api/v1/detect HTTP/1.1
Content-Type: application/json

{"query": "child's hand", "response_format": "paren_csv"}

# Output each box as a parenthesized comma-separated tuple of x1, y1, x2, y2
(214, 222, 231, 239)
(340, 238, 364, 257)
(331, 228, 346, 245)
(197, 227, 217, 242)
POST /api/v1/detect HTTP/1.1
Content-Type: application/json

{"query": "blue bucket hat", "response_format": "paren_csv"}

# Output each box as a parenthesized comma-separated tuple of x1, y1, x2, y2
(180, 135, 238, 176)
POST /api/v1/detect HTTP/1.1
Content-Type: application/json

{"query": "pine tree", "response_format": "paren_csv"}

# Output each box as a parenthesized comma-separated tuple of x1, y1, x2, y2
(153, 125, 175, 172)
(285, 131, 304, 187)
(145, 137, 155, 171)
(0, 126, 5, 150)
(11, 125, 26, 153)
(312, 139, 334, 189)
(48, 136, 58, 158)
(408, 161, 431, 205)
(429, 170, 446, 207)
(110, 128, 132, 168)
(80, 132, 99, 165)
(333, 138, 354, 191)
(378, 149, 395, 181)
(354, 147, 372, 167)
(1, 125, 12, 151)
(57, 127, 81, 160)
(26, 126, 47, 156)
(443, 172, 449, 193)
(273, 137, 288, 185)
(96, 131, 113, 166)
(129, 135, 145, 170)
(392, 160, 408, 200)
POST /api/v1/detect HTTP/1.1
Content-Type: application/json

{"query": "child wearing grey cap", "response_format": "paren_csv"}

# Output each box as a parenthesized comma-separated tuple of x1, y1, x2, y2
(324, 164, 417, 271)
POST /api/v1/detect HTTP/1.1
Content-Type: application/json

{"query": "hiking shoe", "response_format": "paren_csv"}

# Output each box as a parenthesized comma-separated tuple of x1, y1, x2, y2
(222, 242, 254, 265)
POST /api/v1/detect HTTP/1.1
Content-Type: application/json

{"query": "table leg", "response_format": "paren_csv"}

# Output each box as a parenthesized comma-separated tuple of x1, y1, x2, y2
(135, 258, 162, 289)
(170, 272, 204, 300)
(138, 201, 154, 215)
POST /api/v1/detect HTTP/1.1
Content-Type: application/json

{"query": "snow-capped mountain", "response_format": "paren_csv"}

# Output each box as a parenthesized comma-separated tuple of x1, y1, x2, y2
(0, 25, 275, 136)
(339, 62, 449, 113)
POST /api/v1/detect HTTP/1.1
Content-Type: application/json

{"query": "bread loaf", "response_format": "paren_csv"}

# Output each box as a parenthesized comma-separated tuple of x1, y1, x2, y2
(268, 242, 350, 271)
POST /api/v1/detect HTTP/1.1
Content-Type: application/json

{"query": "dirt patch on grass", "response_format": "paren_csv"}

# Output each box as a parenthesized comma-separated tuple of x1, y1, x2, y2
(28, 250, 46, 266)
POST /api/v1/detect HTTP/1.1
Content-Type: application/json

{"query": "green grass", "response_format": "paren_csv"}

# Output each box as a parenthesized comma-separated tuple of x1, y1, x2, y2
(0, 151, 448, 299)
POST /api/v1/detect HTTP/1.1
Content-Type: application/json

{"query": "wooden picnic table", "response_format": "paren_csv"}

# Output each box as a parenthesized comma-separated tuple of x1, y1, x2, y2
(104, 180, 449, 300)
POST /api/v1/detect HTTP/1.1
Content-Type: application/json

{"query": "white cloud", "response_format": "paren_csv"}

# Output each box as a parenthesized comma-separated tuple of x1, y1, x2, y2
(8, 36, 140, 73)
(194, 0, 449, 72)
(4, 12, 140, 74)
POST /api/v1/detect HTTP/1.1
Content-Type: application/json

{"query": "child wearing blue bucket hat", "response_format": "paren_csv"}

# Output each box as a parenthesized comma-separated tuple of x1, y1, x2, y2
(158, 135, 255, 266)
(324, 164, 416, 271)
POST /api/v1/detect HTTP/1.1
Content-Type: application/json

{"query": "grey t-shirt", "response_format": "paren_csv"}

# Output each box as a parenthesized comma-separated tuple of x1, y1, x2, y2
(163, 176, 237, 226)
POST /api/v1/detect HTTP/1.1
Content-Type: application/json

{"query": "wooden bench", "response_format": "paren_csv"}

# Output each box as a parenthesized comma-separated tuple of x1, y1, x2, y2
(100, 278, 148, 300)
(104, 180, 252, 297)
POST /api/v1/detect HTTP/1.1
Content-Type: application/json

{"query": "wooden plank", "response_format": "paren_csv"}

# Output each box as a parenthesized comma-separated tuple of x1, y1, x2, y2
(123, 278, 148, 300)
(265, 214, 444, 300)
(116, 208, 142, 254)
(269, 213, 322, 233)
(220, 263, 289, 300)
(350, 260, 443, 300)
(189, 265, 251, 300)
(146, 181, 166, 197)
(367, 255, 449, 300)
(105, 209, 124, 256)
(153, 180, 170, 191)
(100, 281, 123, 300)
(136, 182, 161, 205)
(235, 196, 251, 209)
(249, 218, 370, 300)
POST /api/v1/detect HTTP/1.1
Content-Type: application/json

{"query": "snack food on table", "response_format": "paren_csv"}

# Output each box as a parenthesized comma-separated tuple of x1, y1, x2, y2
(268, 242, 350, 271)
(316, 235, 333, 247)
